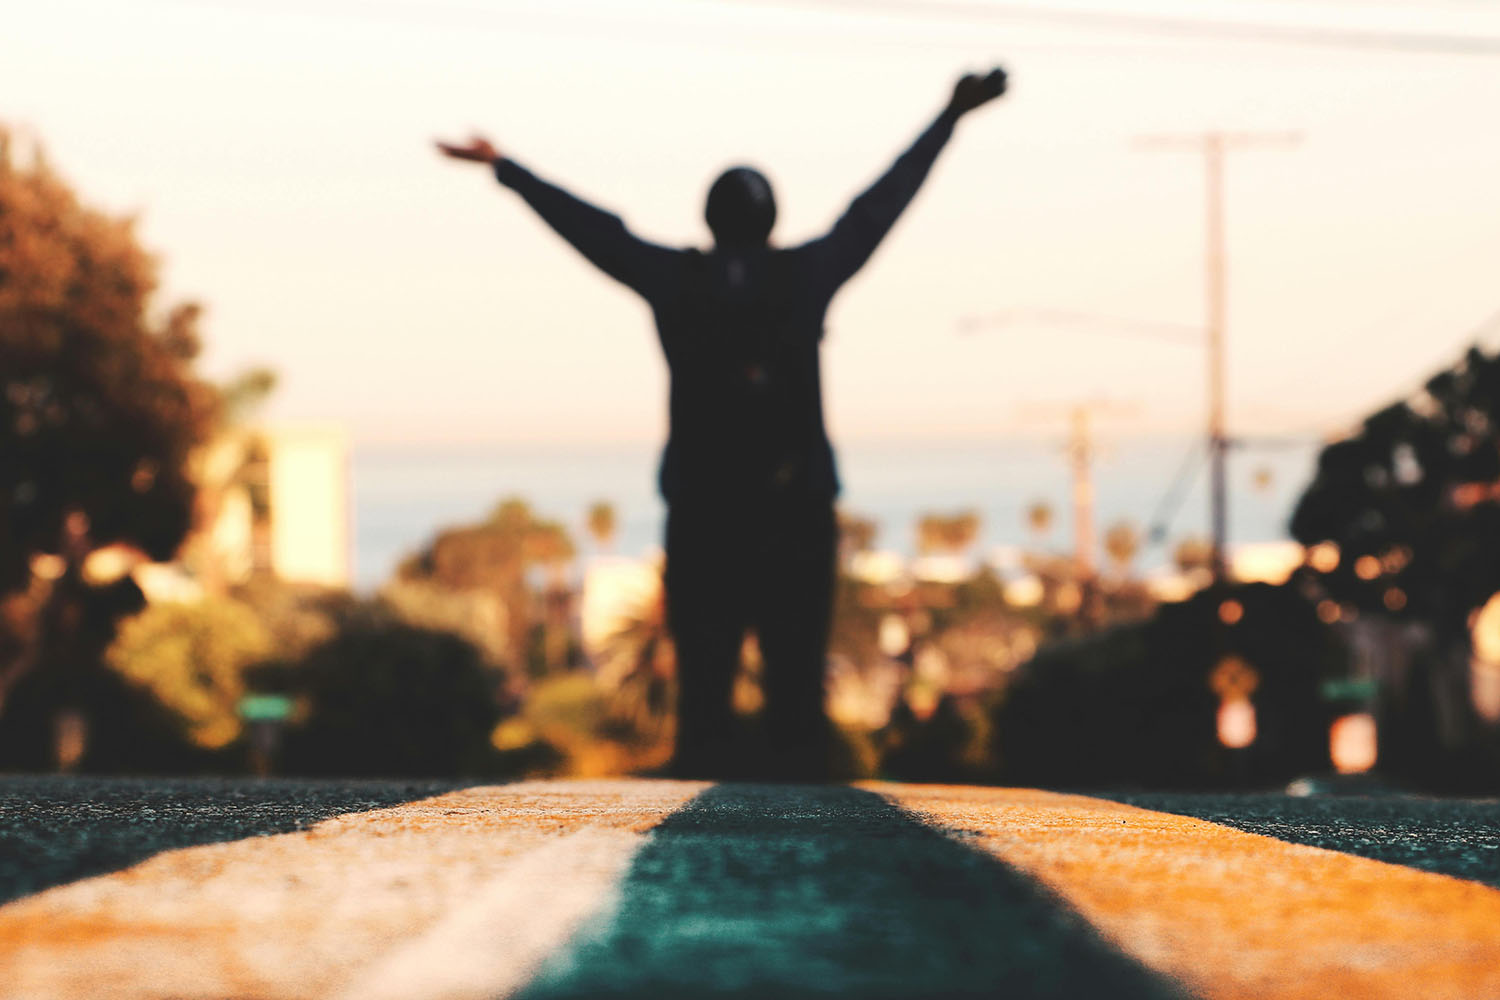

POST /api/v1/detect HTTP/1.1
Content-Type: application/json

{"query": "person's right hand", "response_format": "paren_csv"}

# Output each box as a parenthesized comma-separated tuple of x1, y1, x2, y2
(436, 134, 500, 164)
(948, 68, 1007, 116)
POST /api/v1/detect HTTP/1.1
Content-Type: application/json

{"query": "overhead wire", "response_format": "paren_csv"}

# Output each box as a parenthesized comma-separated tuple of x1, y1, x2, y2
(151, 0, 1500, 59)
(693, 0, 1500, 57)
(1146, 441, 1207, 545)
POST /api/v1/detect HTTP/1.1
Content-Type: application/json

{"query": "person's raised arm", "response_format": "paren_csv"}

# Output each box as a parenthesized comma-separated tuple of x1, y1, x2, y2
(804, 69, 1006, 294)
(436, 134, 677, 300)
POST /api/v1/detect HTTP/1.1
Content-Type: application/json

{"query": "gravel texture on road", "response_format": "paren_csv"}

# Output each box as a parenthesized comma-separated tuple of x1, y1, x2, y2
(0, 775, 464, 905)
(1108, 791, 1500, 888)
(5, 778, 1500, 1000)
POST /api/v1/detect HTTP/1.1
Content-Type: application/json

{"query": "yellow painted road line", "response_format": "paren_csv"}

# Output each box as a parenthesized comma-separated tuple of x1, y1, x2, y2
(874, 784, 1500, 1000)
(0, 779, 706, 1000)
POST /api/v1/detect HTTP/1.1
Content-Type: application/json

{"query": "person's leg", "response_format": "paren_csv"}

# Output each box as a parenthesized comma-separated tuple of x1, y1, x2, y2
(664, 505, 747, 778)
(754, 501, 838, 780)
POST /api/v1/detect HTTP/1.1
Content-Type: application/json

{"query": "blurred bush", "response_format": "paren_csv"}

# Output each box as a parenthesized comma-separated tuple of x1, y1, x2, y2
(274, 620, 506, 778)
(493, 673, 674, 778)
(106, 598, 273, 750)
(992, 582, 1337, 788)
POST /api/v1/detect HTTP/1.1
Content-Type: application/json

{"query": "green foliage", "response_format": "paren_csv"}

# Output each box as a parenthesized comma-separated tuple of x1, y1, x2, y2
(278, 621, 505, 778)
(526, 673, 611, 735)
(497, 672, 675, 777)
(106, 599, 274, 749)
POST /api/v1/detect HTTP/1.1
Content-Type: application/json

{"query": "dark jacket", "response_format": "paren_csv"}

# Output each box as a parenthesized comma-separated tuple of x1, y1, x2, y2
(493, 107, 959, 505)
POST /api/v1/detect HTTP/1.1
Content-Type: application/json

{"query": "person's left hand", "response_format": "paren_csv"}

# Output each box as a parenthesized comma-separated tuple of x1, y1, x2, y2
(436, 134, 500, 163)
(948, 68, 1007, 116)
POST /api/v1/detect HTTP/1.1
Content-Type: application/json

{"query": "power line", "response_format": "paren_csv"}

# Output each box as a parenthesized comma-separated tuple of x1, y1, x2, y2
(696, 0, 1500, 57)
(154, 0, 1500, 58)
(1146, 441, 1206, 546)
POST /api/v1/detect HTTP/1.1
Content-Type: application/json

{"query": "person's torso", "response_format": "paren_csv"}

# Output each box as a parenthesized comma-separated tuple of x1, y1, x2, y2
(649, 246, 838, 502)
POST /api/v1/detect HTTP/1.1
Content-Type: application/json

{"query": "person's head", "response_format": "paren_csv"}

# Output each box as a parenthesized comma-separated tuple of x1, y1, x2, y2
(705, 166, 776, 249)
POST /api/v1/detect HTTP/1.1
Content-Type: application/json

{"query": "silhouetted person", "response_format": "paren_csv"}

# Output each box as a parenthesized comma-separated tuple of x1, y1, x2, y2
(439, 69, 1007, 779)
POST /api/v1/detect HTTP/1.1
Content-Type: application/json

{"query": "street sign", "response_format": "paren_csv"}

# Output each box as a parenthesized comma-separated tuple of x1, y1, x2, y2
(237, 694, 294, 723)
(1319, 678, 1378, 702)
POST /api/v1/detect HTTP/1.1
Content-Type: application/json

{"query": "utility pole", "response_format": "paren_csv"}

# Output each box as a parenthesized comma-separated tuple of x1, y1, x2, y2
(1137, 131, 1300, 584)
(1068, 405, 1097, 581)
(1017, 399, 1137, 581)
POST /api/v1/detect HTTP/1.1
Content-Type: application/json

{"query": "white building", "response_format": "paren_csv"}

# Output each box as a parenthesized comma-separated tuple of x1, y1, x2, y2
(135, 423, 351, 602)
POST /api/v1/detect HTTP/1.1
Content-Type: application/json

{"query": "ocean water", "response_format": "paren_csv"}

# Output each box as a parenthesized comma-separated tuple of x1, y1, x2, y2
(351, 436, 1321, 592)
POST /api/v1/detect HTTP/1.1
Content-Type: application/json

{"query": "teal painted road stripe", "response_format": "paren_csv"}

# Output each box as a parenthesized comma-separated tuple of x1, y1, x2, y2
(515, 784, 1191, 999)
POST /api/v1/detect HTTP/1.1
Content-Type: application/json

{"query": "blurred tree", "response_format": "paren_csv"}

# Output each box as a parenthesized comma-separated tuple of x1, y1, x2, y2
(1103, 520, 1142, 579)
(837, 510, 878, 562)
(0, 129, 216, 756)
(1173, 536, 1215, 576)
(1292, 345, 1500, 785)
(380, 578, 509, 666)
(216, 368, 278, 425)
(1292, 347, 1500, 626)
(916, 510, 981, 557)
(105, 598, 274, 749)
(398, 496, 577, 672)
(586, 500, 617, 552)
(1025, 500, 1055, 541)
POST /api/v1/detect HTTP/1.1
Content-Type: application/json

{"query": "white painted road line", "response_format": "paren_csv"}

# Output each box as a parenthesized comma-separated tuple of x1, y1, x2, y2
(0, 780, 705, 1000)
(332, 828, 644, 1000)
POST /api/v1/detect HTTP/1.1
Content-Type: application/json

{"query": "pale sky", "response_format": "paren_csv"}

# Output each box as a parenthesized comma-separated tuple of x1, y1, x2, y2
(6, 0, 1500, 448)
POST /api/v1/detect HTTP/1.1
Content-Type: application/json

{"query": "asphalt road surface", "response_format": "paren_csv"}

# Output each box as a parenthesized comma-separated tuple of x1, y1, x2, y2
(2, 777, 1498, 999)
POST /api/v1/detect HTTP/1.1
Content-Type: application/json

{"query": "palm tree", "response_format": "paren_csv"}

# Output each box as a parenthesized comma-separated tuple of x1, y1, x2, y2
(1103, 520, 1142, 579)
(916, 510, 981, 557)
(183, 367, 279, 596)
(1173, 536, 1215, 576)
(837, 510, 878, 561)
(595, 570, 675, 743)
(586, 501, 617, 552)
(1026, 500, 1054, 542)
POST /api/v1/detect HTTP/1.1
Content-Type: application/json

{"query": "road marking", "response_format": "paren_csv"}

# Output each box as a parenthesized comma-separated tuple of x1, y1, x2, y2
(0, 780, 705, 1000)
(875, 784, 1500, 1000)
(332, 827, 645, 1000)
(513, 783, 1184, 999)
